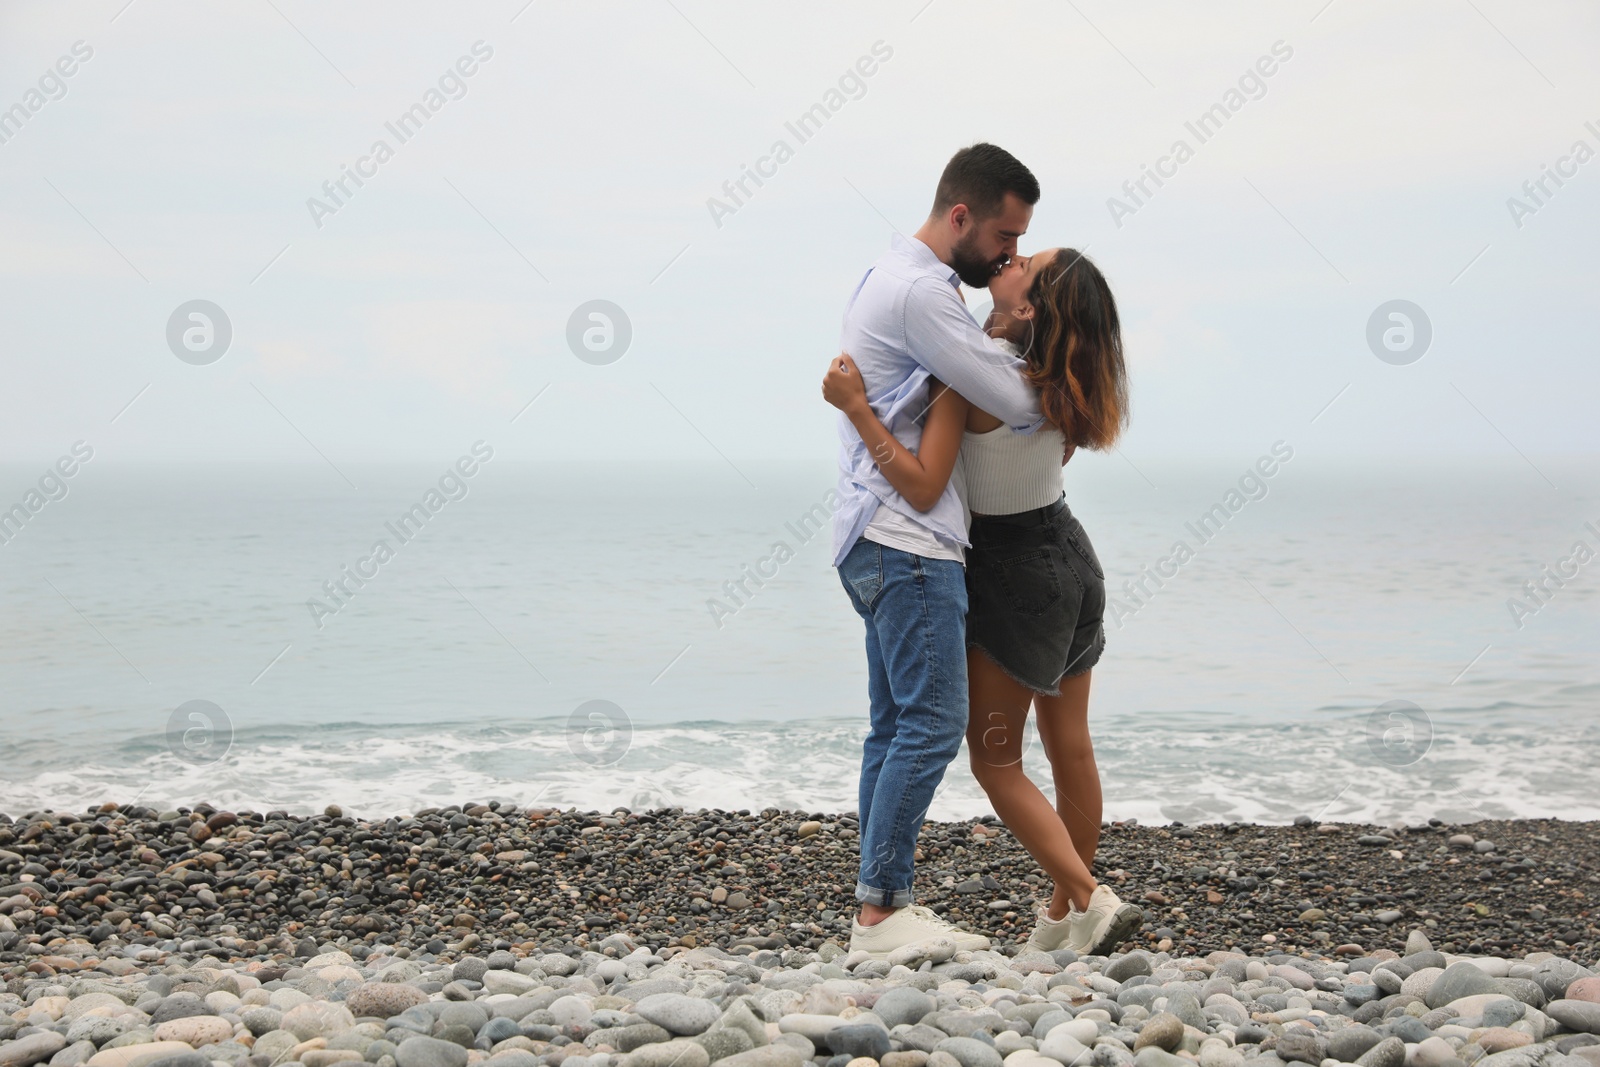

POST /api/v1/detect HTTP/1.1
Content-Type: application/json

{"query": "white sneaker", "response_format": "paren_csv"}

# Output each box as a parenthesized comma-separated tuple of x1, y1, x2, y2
(849, 904, 991, 958)
(1024, 903, 1080, 954)
(1069, 883, 1144, 956)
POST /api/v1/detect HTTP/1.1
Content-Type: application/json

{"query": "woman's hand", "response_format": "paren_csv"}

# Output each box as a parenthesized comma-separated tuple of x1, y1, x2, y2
(822, 353, 869, 415)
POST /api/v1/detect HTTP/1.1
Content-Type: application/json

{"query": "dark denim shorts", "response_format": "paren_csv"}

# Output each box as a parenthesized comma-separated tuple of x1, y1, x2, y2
(965, 495, 1107, 695)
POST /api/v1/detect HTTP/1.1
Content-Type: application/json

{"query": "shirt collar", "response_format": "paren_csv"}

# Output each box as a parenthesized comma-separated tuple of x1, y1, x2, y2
(891, 232, 960, 289)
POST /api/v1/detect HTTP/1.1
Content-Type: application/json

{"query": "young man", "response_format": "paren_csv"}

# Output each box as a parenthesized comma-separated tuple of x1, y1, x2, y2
(831, 144, 1045, 956)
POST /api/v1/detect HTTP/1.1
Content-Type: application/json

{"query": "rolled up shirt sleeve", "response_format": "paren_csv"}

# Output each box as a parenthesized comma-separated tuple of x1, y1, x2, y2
(903, 277, 1044, 433)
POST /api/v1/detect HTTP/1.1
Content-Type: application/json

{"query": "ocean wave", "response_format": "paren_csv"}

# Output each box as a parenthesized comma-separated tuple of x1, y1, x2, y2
(3, 712, 1595, 826)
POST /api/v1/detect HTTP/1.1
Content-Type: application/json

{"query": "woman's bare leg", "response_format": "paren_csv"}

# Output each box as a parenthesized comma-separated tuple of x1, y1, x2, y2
(966, 649, 1096, 919)
(1034, 669, 1101, 880)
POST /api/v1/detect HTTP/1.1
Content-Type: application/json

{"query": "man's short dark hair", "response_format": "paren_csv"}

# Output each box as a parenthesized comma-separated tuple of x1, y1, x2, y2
(930, 143, 1039, 220)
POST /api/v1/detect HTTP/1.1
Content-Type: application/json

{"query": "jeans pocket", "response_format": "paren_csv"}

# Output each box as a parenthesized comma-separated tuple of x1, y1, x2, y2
(841, 540, 885, 610)
(997, 549, 1064, 616)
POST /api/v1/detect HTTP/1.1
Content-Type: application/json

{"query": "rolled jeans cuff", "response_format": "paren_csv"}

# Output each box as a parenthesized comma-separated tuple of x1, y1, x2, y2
(856, 880, 913, 908)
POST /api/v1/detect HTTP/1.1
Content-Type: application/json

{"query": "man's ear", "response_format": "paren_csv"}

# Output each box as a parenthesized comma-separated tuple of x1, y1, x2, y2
(948, 204, 970, 232)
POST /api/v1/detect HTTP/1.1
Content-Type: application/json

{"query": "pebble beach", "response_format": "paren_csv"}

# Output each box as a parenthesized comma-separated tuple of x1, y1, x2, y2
(2, 805, 1598, 1067)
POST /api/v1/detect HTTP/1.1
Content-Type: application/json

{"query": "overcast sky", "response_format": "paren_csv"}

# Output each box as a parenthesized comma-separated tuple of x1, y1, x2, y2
(2, 0, 1597, 470)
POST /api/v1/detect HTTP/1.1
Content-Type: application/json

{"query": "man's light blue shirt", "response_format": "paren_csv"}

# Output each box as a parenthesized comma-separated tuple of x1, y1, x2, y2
(832, 234, 1045, 567)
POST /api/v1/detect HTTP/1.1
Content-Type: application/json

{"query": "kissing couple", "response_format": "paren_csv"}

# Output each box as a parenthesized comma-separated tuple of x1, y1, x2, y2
(824, 143, 1142, 958)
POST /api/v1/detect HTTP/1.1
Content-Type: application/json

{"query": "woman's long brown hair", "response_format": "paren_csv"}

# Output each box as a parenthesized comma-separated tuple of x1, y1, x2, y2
(1016, 249, 1129, 450)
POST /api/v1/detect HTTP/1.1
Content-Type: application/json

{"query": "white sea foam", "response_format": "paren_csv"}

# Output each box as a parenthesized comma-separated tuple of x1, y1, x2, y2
(3, 710, 1595, 826)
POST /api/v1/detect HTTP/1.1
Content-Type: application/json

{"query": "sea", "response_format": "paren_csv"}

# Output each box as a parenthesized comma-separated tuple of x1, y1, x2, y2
(2, 456, 1597, 827)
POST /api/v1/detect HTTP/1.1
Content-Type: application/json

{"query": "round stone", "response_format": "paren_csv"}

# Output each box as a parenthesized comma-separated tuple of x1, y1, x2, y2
(872, 988, 934, 1030)
(886, 939, 956, 969)
(624, 1041, 712, 1067)
(346, 984, 428, 1020)
(148, 993, 214, 1025)
(882, 1055, 927, 1067)
(436, 1023, 477, 1048)
(239, 1007, 285, 1037)
(1106, 953, 1154, 983)
(134, 1054, 212, 1067)
(1482, 999, 1526, 1029)
(1478, 1029, 1533, 1053)
(829, 1027, 891, 1062)
(83, 1042, 198, 1067)
(480, 1018, 521, 1045)
(1401, 968, 1444, 1000)
(1037, 1030, 1089, 1067)
(1274, 1030, 1327, 1065)
(717, 1050, 805, 1067)
(1411, 1037, 1457, 1067)
(634, 994, 721, 1037)
(931, 1039, 1001, 1067)
(1131, 1014, 1182, 1053)
(303, 1053, 364, 1067)
(485, 1055, 541, 1067)
(712, 1001, 768, 1049)
(695, 1027, 753, 1063)
(1133, 1049, 1188, 1067)
(280, 1000, 356, 1041)
(1050, 1021, 1099, 1048)
(1355, 1036, 1406, 1067)
(395, 1036, 470, 1067)
(1426, 962, 1503, 1009)
(0, 1033, 67, 1067)
(252, 1031, 303, 1063)
(1197, 1041, 1242, 1067)
(550, 996, 593, 1029)
(1386, 1016, 1432, 1044)
(483, 972, 540, 996)
(439, 1003, 488, 1035)
(1326, 1025, 1383, 1063)
(151, 1017, 233, 1047)
(607, 1024, 674, 1052)
(1547, 1000, 1600, 1035)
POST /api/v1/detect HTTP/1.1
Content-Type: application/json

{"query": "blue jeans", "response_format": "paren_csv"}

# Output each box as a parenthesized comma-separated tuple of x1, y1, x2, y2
(837, 537, 970, 906)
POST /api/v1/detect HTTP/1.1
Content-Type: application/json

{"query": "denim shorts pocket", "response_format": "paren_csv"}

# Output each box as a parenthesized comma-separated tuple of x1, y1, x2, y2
(997, 549, 1065, 616)
(1063, 521, 1105, 580)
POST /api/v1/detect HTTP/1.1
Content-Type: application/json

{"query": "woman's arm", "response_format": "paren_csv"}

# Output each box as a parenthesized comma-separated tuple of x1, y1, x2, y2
(822, 353, 968, 512)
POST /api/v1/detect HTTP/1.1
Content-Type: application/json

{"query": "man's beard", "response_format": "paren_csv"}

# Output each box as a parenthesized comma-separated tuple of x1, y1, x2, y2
(950, 231, 1006, 288)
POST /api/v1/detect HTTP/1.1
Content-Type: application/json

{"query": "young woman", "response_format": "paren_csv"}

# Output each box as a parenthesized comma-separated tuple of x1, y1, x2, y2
(821, 247, 1142, 956)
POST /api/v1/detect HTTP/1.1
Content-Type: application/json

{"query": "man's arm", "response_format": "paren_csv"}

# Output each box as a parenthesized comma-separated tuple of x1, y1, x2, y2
(903, 277, 1043, 431)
